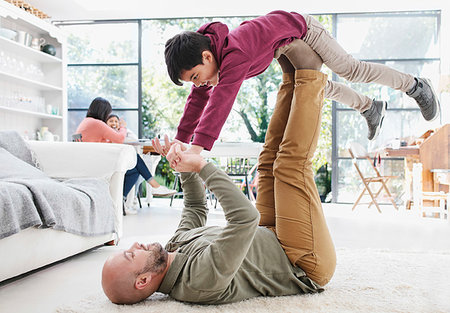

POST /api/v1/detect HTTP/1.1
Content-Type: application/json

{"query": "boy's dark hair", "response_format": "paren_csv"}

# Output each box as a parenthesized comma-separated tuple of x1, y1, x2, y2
(165, 31, 211, 86)
(86, 97, 112, 122)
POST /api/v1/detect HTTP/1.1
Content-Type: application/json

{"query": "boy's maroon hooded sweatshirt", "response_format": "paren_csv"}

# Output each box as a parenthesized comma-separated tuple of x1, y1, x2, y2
(175, 10, 308, 150)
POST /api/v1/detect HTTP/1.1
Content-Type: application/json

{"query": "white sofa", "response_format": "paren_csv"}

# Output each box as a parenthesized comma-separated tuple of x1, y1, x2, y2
(0, 141, 136, 282)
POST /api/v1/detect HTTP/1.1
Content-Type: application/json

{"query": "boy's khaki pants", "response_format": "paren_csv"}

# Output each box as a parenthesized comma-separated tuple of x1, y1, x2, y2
(275, 15, 415, 112)
(256, 70, 336, 286)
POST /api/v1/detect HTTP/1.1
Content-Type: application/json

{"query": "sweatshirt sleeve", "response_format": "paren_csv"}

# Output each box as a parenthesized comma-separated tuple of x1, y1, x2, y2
(189, 162, 260, 290)
(194, 54, 251, 150)
(175, 85, 213, 144)
(176, 52, 251, 150)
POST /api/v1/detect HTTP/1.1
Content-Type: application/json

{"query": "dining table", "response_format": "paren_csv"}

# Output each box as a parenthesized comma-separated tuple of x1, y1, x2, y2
(136, 140, 264, 159)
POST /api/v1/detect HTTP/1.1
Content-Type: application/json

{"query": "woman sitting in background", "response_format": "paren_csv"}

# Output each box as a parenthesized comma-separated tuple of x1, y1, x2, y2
(76, 97, 176, 214)
(76, 97, 127, 143)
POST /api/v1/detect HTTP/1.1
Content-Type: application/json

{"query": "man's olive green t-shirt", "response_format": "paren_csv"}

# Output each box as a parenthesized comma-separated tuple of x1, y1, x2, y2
(157, 163, 321, 304)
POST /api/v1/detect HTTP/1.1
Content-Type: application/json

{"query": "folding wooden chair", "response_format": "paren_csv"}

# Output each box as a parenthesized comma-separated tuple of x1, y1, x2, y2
(348, 142, 398, 213)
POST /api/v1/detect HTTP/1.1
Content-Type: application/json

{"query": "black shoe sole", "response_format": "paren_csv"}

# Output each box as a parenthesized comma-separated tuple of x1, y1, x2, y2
(369, 101, 387, 141)
(421, 78, 440, 122)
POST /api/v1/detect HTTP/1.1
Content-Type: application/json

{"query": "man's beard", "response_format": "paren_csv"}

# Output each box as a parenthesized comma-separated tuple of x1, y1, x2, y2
(142, 243, 168, 275)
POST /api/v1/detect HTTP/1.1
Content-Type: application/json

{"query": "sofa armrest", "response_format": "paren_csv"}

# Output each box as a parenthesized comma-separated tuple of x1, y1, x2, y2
(28, 141, 136, 179)
(27, 141, 137, 240)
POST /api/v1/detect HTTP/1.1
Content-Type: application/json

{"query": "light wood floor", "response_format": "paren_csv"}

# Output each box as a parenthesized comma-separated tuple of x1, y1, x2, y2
(1, 199, 449, 313)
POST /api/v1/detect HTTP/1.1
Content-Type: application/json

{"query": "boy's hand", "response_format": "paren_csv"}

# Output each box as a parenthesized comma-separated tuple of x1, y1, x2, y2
(170, 143, 207, 173)
(185, 144, 204, 155)
(119, 118, 127, 129)
(151, 135, 186, 157)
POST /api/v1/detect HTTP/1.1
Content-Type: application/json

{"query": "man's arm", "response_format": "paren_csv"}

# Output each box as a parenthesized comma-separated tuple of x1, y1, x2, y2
(170, 145, 260, 290)
(171, 171, 209, 236)
(194, 163, 260, 289)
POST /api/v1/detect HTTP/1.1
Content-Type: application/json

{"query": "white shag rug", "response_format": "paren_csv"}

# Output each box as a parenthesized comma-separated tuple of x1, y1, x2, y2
(56, 248, 450, 313)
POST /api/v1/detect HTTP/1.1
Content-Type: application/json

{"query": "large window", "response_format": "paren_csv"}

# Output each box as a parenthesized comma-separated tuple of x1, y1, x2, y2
(332, 11, 441, 203)
(61, 11, 441, 203)
(61, 15, 331, 174)
(63, 21, 140, 138)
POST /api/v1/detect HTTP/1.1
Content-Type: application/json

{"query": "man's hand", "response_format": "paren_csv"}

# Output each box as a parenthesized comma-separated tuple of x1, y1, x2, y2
(169, 143, 207, 173)
(151, 135, 186, 157)
(167, 143, 203, 166)
(185, 144, 204, 155)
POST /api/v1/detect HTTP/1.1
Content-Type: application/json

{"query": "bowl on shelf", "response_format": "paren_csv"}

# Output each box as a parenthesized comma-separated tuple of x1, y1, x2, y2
(41, 44, 56, 56)
(0, 28, 17, 41)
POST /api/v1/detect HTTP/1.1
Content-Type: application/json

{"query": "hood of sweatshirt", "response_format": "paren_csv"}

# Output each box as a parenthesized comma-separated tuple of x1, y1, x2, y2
(197, 22, 229, 68)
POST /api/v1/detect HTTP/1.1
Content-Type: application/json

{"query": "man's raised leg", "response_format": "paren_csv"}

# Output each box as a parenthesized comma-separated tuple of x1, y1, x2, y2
(256, 71, 294, 230)
(273, 69, 336, 286)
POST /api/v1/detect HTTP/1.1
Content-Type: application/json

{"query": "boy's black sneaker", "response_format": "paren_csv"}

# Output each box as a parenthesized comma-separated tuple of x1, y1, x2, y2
(361, 100, 387, 141)
(406, 77, 440, 121)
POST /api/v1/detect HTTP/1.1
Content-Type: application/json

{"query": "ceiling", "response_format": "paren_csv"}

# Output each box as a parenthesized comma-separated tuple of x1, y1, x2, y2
(25, 0, 446, 22)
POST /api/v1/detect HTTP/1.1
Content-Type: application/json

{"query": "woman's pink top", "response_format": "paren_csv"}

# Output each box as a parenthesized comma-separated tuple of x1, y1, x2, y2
(76, 117, 126, 143)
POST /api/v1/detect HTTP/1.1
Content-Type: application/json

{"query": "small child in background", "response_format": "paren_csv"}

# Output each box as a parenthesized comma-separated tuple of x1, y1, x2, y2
(106, 114, 138, 143)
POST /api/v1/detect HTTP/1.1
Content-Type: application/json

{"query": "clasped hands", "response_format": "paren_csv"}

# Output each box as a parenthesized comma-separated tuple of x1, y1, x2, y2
(151, 135, 207, 173)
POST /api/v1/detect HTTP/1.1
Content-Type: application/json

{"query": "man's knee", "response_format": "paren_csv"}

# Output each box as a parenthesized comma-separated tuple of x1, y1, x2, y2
(295, 249, 336, 287)
(284, 39, 323, 71)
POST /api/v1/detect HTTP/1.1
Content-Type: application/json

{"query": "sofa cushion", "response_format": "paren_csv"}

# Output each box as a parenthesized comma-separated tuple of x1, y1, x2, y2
(0, 130, 40, 169)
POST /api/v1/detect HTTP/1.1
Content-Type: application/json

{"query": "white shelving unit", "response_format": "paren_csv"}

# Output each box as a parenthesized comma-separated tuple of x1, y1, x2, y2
(0, 70, 63, 91)
(0, 105, 63, 119)
(0, 1, 66, 141)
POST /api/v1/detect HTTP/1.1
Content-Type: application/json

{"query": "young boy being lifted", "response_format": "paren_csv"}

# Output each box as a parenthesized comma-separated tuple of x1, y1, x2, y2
(161, 10, 439, 154)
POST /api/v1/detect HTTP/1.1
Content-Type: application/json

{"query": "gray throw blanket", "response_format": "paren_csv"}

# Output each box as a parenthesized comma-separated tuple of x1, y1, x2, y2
(0, 132, 115, 239)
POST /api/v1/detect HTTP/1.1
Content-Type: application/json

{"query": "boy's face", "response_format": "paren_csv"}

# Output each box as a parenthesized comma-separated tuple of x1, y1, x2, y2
(180, 50, 219, 88)
(107, 117, 120, 130)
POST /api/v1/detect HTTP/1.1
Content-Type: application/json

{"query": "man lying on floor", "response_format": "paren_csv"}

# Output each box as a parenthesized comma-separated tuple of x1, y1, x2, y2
(101, 70, 336, 305)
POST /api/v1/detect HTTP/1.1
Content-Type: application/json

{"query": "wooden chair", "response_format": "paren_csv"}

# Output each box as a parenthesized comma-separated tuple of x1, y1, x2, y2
(238, 163, 259, 201)
(412, 163, 449, 220)
(170, 172, 219, 209)
(224, 157, 253, 200)
(170, 172, 184, 207)
(348, 142, 398, 213)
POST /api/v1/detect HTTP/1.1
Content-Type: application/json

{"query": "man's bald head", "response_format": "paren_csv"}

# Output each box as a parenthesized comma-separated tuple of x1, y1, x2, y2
(101, 256, 147, 304)
(101, 242, 169, 305)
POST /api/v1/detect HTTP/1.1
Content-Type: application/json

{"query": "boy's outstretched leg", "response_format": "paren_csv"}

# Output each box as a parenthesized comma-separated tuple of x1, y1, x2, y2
(273, 69, 336, 286)
(301, 14, 439, 139)
(325, 80, 387, 140)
